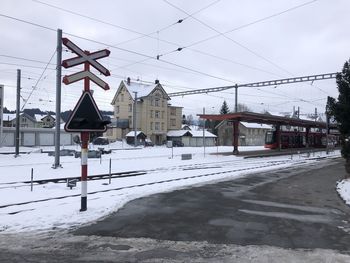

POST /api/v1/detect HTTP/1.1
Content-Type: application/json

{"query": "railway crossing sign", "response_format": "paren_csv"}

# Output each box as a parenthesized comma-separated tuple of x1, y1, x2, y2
(62, 38, 110, 76)
(61, 37, 111, 212)
(62, 38, 110, 91)
(64, 91, 110, 132)
(63, 70, 110, 90)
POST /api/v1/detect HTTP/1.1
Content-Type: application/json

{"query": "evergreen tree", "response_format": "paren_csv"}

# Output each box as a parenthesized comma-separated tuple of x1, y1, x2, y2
(328, 59, 350, 176)
(220, 100, 229, 114)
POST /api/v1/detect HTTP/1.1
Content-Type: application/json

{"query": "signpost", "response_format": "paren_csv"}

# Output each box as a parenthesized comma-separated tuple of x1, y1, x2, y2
(62, 38, 110, 212)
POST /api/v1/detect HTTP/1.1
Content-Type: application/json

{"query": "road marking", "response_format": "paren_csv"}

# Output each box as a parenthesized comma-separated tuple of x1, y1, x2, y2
(241, 199, 343, 215)
(239, 209, 332, 224)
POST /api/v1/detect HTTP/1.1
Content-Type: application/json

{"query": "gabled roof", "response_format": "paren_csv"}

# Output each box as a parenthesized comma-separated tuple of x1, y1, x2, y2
(35, 114, 56, 122)
(167, 130, 192, 137)
(3, 113, 36, 122)
(167, 130, 216, 138)
(125, 130, 146, 137)
(3, 113, 16, 121)
(111, 80, 170, 105)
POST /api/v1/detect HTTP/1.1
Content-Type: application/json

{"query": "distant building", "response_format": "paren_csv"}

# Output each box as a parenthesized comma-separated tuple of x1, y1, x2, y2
(125, 131, 147, 145)
(34, 114, 63, 128)
(216, 120, 272, 146)
(167, 129, 217, 147)
(108, 78, 182, 145)
(3, 113, 37, 128)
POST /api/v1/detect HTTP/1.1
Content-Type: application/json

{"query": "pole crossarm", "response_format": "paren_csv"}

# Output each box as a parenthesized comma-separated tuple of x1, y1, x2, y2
(168, 72, 339, 97)
(168, 86, 236, 97)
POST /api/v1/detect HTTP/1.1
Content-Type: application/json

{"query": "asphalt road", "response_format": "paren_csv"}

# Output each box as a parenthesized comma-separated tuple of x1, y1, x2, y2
(76, 157, 350, 252)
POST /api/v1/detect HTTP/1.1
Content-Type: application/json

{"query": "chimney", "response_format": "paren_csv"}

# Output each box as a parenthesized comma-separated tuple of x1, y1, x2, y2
(155, 79, 159, 84)
(127, 77, 131, 85)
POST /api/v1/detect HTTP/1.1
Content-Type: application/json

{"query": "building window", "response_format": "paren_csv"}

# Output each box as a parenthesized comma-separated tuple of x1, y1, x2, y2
(150, 122, 153, 130)
(155, 111, 160, 118)
(170, 108, 176, 116)
(171, 118, 176, 126)
(128, 116, 132, 127)
(155, 122, 160, 131)
(155, 98, 160, 107)
(162, 100, 164, 107)
(150, 98, 154, 106)
(121, 94, 124, 102)
(116, 106, 119, 114)
(150, 110, 153, 118)
(161, 122, 164, 130)
(128, 104, 132, 112)
(161, 111, 164, 119)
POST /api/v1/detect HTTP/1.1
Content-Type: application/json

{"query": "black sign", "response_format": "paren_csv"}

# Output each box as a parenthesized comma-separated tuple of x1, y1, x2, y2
(64, 92, 110, 132)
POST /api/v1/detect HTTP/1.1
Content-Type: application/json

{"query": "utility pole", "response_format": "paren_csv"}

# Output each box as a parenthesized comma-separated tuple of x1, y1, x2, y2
(0, 84, 3, 148)
(133, 92, 137, 147)
(15, 69, 21, 157)
(234, 84, 238, 113)
(326, 110, 329, 155)
(203, 107, 206, 157)
(53, 28, 62, 168)
(314, 108, 318, 122)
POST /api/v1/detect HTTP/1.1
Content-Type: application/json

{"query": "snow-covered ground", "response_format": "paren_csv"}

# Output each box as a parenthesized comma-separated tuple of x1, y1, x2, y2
(0, 142, 347, 233)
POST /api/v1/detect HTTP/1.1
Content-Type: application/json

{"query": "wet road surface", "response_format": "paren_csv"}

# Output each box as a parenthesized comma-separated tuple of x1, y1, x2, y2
(76, 157, 350, 253)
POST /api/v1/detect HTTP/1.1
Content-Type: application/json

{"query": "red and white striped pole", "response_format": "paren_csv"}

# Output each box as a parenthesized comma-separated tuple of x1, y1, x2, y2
(80, 52, 90, 212)
(80, 131, 89, 211)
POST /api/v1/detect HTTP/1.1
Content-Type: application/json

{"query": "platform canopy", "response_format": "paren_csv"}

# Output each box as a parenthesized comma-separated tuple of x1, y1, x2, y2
(198, 111, 338, 154)
(198, 111, 331, 129)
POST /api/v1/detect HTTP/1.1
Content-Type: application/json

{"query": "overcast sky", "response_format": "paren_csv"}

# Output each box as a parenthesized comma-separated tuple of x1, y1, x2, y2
(1, 0, 350, 117)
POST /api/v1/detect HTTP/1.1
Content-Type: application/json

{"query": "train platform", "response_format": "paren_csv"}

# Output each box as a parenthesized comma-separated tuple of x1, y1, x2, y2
(215, 147, 339, 159)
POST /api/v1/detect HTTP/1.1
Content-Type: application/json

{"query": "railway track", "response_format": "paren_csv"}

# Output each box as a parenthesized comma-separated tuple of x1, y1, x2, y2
(0, 158, 293, 190)
(0, 158, 309, 211)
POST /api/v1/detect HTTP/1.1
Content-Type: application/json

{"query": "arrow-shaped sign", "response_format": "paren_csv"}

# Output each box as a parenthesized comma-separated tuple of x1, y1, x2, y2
(63, 71, 110, 90)
(62, 38, 110, 76)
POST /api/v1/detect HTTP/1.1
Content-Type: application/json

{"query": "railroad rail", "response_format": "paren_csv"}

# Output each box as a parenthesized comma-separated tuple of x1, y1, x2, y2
(0, 158, 309, 211)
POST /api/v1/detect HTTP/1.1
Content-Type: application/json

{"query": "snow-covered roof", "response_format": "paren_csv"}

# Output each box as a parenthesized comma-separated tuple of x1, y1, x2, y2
(266, 111, 292, 118)
(167, 130, 191, 137)
(35, 114, 56, 121)
(2, 113, 16, 121)
(240, 122, 272, 129)
(111, 80, 171, 105)
(125, 131, 145, 137)
(123, 81, 156, 99)
(167, 130, 216, 138)
(190, 130, 217, 138)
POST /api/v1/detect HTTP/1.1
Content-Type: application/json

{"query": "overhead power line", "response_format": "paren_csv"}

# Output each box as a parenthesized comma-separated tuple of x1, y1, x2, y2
(30, 0, 293, 78)
(0, 13, 239, 84)
(162, 0, 308, 76)
(21, 50, 56, 110)
(113, 0, 222, 46)
(186, 0, 319, 49)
